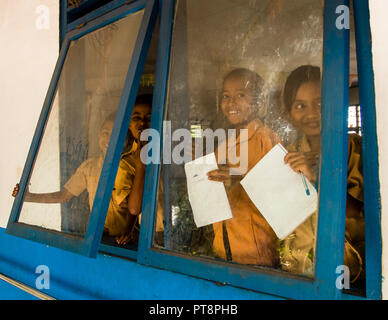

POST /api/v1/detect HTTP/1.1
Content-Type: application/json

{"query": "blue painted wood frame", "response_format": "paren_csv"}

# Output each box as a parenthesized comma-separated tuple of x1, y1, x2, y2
(136, 0, 372, 300)
(314, 0, 350, 299)
(67, 0, 135, 32)
(60, 0, 67, 49)
(6, 0, 158, 258)
(137, 0, 174, 255)
(353, 0, 382, 300)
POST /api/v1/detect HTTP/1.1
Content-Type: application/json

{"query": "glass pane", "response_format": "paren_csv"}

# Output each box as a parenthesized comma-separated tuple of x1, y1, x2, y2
(100, 17, 160, 249)
(17, 9, 145, 237)
(343, 2, 365, 294)
(153, 0, 324, 277)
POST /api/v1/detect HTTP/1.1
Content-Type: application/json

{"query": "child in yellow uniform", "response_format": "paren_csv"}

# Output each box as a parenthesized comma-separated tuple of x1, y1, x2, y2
(281, 65, 364, 282)
(207, 68, 280, 267)
(13, 94, 152, 246)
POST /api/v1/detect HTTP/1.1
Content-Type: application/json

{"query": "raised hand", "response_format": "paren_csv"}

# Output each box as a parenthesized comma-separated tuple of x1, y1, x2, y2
(284, 152, 319, 183)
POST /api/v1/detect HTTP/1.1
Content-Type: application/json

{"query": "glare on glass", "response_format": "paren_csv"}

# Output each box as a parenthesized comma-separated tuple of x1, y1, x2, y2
(17, 10, 145, 236)
(153, 0, 324, 278)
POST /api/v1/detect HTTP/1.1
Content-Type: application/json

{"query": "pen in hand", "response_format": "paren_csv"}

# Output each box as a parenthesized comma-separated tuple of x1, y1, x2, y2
(300, 171, 310, 196)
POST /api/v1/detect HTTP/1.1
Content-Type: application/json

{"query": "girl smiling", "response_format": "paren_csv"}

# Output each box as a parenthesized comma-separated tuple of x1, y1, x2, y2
(281, 65, 364, 283)
(207, 68, 280, 267)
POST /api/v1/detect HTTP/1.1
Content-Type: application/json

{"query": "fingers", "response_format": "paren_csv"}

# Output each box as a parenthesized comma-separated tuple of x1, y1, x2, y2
(12, 184, 19, 197)
(288, 162, 308, 175)
(285, 153, 318, 170)
(284, 152, 318, 164)
(288, 162, 315, 183)
(207, 168, 231, 182)
(115, 233, 131, 245)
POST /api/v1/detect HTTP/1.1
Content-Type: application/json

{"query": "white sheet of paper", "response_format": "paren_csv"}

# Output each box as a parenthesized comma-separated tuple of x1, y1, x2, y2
(185, 153, 233, 228)
(240, 143, 317, 239)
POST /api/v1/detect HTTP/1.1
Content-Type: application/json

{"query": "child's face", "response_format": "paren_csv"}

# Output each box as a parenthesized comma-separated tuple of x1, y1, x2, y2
(129, 104, 152, 141)
(289, 81, 321, 137)
(99, 120, 114, 156)
(221, 76, 258, 127)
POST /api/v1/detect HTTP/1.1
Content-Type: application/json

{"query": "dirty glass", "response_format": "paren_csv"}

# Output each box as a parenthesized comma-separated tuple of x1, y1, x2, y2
(17, 9, 144, 236)
(343, 1, 366, 294)
(153, 0, 325, 277)
(100, 16, 160, 249)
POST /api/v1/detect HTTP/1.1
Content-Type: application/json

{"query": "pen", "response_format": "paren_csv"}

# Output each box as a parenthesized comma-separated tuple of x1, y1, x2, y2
(300, 172, 310, 196)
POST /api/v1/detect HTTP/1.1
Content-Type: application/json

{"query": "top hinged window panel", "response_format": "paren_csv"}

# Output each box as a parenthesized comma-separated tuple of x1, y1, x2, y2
(7, 0, 158, 258)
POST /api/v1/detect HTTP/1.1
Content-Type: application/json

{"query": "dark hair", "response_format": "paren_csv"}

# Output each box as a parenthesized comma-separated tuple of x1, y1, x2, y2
(123, 93, 153, 151)
(221, 68, 266, 124)
(223, 68, 265, 102)
(283, 65, 321, 114)
(135, 93, 153, 108)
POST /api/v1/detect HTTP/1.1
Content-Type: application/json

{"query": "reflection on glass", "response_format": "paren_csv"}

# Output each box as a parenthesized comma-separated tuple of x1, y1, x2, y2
(153, 0, 325, 276)
(342, 1, 365, 292)
(17, 9, 145, 236)
(100, 16, 160, 249)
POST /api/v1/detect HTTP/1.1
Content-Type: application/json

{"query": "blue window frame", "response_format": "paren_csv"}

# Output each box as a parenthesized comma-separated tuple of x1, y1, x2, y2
(353, 0, 382, 300)
(6, 0, 381, 300)
(6, 0, 158, 258)
(136, 0, 382, 300)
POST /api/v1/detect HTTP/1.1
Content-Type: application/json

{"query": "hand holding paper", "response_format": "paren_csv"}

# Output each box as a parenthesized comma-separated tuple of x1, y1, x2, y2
(240, 143, 317, 239)
(185, 153, 232, 228)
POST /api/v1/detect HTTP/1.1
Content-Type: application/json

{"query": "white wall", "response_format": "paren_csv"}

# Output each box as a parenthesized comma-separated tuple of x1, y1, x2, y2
(369, 0, 388, 300)
(0, 0, 59, 227)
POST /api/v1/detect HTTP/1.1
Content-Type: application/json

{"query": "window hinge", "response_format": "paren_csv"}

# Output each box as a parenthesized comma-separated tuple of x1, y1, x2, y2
(75, 22, 87, 29)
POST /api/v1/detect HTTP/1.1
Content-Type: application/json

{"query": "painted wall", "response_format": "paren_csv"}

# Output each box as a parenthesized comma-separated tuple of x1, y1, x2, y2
(0, 0, 59, 228)
(369, 0, 388, 300)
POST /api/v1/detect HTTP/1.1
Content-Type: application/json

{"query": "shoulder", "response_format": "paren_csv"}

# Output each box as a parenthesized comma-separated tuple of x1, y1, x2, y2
(72, 158, 103, 178)
(286, 140, 300, 152)
(253, 126, 280, 146)
(348, 134, 362, 154)
(118, 153, 136, 176)
(79, 157, 101, 170)
(286, 135, 310, 153)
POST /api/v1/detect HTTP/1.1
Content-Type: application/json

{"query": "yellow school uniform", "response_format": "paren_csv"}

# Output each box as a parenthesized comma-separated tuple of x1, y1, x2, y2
(212, 119, 280, 267)
(280, 134, 364, 281)
(64, 143, 138, 237)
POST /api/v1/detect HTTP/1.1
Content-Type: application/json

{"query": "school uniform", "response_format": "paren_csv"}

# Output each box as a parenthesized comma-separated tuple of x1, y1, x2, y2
(280, 134, 364, 281)
(64, 143, 138, 237)
(212, 119, 280, 267)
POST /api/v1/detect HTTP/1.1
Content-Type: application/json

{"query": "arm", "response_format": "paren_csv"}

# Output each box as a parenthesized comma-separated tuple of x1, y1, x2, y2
(127, 148, 146, 216)
(207, 165, 244, 188)
(12, 183, 74, 204)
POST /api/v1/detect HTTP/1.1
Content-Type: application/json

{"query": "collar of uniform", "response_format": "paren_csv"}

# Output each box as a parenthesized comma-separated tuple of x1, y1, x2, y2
(122, 141, 138, 157)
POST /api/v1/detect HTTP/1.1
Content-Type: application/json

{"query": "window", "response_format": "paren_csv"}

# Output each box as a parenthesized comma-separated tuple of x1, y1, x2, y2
(348, 105, 362, 135)
(7, 0, 381, 300)
(153, 0, 324, 276)
(7, 0, 158, 257)
(137, 0, 381, 300)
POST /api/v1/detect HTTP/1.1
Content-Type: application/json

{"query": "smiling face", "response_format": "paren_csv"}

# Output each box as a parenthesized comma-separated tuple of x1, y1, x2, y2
(98, 119, 114, 157)
(289, 81, 321, 137)
(129, 103, 152, 141)
(221, 76, 259, 127)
